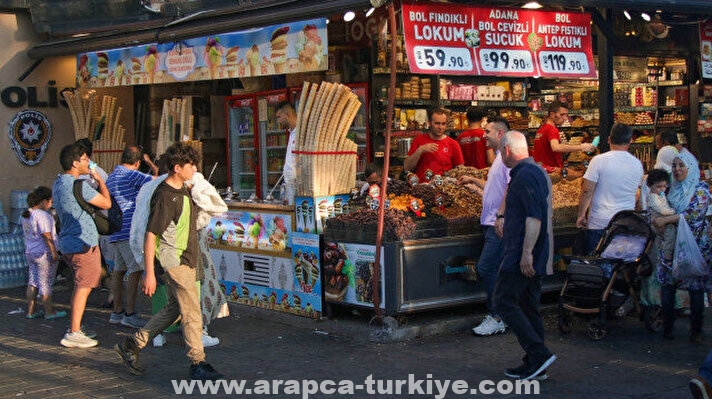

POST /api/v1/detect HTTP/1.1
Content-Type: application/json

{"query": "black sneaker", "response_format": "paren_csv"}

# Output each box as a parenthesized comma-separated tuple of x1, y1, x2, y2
(519, 353, 556, 381)
(504, 355, 548, 380)
(690, 376, 712, 399)
(190, 362, 224, 381)
(114, 337, 144, 375)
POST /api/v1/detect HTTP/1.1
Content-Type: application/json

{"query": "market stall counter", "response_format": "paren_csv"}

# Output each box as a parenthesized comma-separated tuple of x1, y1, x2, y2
(208, 201, 323, 318)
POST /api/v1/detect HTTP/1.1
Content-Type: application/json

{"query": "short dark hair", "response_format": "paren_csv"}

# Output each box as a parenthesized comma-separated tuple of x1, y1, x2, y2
(429, 107, 449, 120)
(548, 100, 568, 115)
(647, 168, 670, 187)
(75, 138, 93, 157)
(163, 142, 200, 174)
(466, 107, 486, 123)
(59, 143, 85, 171)
(660, 130, 678, 145)
(609, 123, 633, 145)
(121, 145, 142, 165)
(276, 100, 295, 115)
(363, 162, 383, 179)
(488, 115, 511, 131)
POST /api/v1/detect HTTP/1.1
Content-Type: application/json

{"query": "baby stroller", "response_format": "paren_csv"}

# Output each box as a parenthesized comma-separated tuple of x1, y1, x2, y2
(558, 211, 654, 340)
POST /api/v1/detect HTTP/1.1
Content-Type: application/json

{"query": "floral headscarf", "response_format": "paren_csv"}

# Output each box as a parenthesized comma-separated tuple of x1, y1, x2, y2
(667, 151, 700, 213)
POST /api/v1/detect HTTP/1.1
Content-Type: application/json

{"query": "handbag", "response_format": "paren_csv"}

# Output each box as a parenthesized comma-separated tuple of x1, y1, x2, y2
(672, 214, 707, 279)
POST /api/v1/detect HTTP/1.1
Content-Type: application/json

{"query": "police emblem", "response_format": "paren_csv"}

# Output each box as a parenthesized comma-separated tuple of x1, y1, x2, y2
(8, 110, 52, 166)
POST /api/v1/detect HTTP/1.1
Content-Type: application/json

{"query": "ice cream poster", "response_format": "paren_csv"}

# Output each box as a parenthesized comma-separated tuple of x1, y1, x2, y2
(76, 18, 328, 87)
(207, 209, 292, 252)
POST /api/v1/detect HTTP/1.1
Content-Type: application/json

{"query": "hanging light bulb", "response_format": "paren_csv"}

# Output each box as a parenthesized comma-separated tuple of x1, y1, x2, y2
(343, 11, 356, 22)
(641, 12, 651, 22)
(365, 7, 375, 17)
(623, 10, 631, 21)
(522, 2, 543, 9)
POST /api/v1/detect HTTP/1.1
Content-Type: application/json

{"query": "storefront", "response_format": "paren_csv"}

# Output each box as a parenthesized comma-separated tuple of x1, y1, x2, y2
(1, 0, 711, 310)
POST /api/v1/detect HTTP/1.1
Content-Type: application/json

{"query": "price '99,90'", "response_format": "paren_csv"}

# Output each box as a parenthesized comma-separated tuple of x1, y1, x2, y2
(478, 49, 534, 73)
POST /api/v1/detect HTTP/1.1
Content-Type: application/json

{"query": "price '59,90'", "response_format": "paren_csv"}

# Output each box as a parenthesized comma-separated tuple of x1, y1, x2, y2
(539, 51, 590, 74)
(479, 49, 534, 73)
(413, 46, 473, 72)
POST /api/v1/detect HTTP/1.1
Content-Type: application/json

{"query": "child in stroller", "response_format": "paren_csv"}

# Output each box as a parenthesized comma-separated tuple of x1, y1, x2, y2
(558, 210, 654, 340)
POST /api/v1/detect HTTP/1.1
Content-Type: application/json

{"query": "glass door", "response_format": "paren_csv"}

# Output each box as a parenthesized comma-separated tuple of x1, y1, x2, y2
(226, 95, 257, 200)
(256, 89, 289, 200)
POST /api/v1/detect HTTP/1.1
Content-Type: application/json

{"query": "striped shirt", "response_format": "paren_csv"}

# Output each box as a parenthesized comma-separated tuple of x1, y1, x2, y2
(106, 165, 153, 242)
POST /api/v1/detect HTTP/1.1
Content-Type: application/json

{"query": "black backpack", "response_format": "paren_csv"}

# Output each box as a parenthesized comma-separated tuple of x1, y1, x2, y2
(73, 180, 123, 235)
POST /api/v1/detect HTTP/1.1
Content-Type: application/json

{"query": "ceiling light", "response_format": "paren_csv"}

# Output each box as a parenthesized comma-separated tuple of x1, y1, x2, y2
(522, 2, 543, 9)
(71, 33, 91, 38)
(343, 11, 356, 22)
(623, 10, 631, 20)
(365, 7, 375, 17)
(641, 12, 651, 22)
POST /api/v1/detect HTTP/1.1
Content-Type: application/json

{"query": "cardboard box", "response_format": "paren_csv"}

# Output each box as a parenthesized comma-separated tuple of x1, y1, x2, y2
(294, 194, 351, 234)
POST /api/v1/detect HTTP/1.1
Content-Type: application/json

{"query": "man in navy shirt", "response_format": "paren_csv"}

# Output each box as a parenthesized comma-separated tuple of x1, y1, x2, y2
(493, 130, 555, 381)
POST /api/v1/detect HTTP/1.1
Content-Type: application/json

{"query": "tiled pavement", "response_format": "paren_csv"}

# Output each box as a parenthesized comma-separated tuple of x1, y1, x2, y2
(0, 280, 706, 398)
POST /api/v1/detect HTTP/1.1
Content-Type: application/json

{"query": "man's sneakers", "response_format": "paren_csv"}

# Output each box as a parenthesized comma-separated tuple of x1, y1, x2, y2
(114, 337, 145, 375)
(690, 375, 712, 399)
(190, 362, 224, 380)
(61, 330, 98, 348)
(202, 328, 220, 347)
(109, 311, 124, 324)
(472, 314, 507, 336)
(507, 353, 556, 381)
(121, 313, 148, 328)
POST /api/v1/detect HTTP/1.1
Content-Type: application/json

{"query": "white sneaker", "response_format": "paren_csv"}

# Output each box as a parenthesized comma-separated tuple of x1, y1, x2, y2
(153, 333, 166, 347)
(472, 315, 507, 336)
(202, 331, 220, 347)
(61, 330, 98, 348)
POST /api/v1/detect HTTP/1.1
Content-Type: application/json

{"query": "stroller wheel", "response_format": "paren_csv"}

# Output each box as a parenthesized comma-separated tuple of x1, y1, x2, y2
(558, 310, 574, 334)
(587, 321, 607, 340)
(644, 305, 664, 332)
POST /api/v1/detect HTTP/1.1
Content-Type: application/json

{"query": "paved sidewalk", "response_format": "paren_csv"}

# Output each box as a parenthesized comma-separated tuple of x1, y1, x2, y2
(0, 280, 705, 398)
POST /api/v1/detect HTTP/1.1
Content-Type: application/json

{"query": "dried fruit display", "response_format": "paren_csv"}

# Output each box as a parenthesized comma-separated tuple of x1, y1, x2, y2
(552, 177, 583, 225)
(325, 208, 417, 240)
(445, 165, 489, 180)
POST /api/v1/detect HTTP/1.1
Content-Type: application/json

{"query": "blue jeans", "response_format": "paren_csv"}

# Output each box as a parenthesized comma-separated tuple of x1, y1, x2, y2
(661, 283, 704, 334)
(585, 229, 604, 255)
(476, 226, 504, 316)
(494, 272, 551, 360)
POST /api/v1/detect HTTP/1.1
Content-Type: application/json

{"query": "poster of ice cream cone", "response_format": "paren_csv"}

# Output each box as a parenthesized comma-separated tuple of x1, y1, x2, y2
(76, 18, 327, 87)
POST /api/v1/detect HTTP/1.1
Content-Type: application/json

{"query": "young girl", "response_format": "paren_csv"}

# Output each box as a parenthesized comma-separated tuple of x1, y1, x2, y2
(22, 186, 66, 320)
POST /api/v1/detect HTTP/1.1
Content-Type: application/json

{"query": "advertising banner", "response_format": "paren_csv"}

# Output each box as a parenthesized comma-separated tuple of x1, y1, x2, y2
(701, 20, 712, 79)
(402, 3, 596, 78)
(76, 18, 327, 87)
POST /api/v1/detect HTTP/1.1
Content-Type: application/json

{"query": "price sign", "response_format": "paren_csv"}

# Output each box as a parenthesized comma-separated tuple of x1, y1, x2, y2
(479, 49, 534, 73)
(413, 46, 474, 72)
(539, 51, 590, 75)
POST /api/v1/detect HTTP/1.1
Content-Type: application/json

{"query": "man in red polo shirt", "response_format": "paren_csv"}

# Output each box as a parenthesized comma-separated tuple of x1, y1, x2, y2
(457, 106, 494, 169)
(404, 108, 464, 182)
(533, 101, 594, 168)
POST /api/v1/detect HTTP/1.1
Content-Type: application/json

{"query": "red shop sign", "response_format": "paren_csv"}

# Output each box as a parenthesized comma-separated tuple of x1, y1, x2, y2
(402, 3, 596, 78)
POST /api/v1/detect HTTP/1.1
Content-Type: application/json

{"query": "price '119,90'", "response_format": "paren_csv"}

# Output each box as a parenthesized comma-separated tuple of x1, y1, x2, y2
(539, 51, 590, 74)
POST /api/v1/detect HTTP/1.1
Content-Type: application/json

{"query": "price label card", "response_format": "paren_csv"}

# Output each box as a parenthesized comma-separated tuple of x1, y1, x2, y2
(539, 51, 590, 75)
(478, 49, 534, 73)
(412, 46, 474, 72)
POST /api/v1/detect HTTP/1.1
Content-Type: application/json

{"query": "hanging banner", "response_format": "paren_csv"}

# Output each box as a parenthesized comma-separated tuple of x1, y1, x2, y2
(402, 3, 596, 78)
(700, 20, 712, 79)
(76, 18, 328, 87)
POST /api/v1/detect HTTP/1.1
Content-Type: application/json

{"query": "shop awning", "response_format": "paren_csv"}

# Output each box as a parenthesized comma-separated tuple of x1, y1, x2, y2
(27, 0, 370, 59)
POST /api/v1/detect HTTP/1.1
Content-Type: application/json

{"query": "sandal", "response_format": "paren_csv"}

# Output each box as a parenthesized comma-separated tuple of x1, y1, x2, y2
(44, 310, 68, 320)
(25, 311, 44, 319)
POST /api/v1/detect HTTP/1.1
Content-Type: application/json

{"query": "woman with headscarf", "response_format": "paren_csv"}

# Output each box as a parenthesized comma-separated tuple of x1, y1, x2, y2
(652, 151, 712, 342)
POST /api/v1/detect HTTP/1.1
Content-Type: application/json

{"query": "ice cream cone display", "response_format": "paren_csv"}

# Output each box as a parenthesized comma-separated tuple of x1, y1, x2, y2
(293, 81, 361, 196)
(62, 90, 126, 171)
(246, 44, 262, 77)
(96, 52, 109, 86)
(144, 45, 159, 84)
(225, 46, 241, 77)
(204, 37, 224, 79)
(77, 54, 90, 85)
(156, 97, 195, 157)
(270, 26, 289, 74)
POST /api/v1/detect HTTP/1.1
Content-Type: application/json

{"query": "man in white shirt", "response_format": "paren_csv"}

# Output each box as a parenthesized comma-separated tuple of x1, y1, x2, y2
(276, 101, 297, 205)
(577, 123, 644, 254)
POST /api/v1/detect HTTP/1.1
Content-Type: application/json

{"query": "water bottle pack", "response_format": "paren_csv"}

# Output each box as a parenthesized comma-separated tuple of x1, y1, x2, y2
(0, 233, 27, 289)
